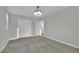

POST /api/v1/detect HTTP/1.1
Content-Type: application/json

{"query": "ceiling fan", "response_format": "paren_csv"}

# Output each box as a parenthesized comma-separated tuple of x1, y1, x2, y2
(33, 6, 42, 16)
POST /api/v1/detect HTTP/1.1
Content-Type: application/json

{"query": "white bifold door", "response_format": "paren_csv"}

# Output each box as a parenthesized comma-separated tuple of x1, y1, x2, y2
(17, 19, 32, 38)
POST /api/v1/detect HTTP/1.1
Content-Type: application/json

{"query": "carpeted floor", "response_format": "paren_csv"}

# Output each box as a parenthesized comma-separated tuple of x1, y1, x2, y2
(2, 36, 79, 53)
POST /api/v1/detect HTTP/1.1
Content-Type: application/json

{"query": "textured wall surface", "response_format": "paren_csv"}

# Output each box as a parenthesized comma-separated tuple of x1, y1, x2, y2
(44, 7, 79, 47)
(0, 7, 8, 52)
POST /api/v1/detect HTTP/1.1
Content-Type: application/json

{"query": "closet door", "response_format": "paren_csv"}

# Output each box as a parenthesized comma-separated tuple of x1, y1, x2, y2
(17, 19, 32, 38)
(35, 20, 44, 35)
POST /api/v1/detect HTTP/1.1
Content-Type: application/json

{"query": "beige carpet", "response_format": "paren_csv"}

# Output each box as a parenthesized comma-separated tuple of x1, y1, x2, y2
(2, 36, 79, 53)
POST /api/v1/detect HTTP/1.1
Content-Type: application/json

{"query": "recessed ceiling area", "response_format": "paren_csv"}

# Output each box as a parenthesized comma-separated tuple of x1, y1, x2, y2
(7, 6, 68, 19)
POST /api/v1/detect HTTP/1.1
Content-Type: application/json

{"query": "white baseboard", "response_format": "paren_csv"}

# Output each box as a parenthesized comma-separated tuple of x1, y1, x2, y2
(0, 40, 9, 52)
(43, 35, 79, 49)
(9, 35, 41, 40)
(9, 37, 19, 40)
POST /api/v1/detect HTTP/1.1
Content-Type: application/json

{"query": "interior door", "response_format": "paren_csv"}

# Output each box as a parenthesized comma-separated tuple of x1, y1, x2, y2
(17, 19, 32, 38)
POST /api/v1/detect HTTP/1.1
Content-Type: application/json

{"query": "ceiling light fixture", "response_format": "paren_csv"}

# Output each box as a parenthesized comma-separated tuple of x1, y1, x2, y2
(34, 6, 42, 16)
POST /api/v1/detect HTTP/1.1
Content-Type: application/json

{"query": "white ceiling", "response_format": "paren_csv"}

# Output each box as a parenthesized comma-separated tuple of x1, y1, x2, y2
(7, 6, 68, 19)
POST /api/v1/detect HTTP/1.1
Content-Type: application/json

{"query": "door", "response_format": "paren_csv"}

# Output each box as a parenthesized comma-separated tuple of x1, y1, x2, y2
(17, 19, 32, 38)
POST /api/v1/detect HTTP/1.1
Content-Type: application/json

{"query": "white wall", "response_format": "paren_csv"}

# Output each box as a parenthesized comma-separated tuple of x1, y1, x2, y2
(8, 14, 17, 39)
(44, 7, 79, 48)
(0, 7, 8, 52)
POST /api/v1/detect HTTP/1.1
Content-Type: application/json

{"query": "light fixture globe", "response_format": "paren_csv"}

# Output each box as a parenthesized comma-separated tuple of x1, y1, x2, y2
(34, 10, 42, 16)
(33, 6, 42, 16)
